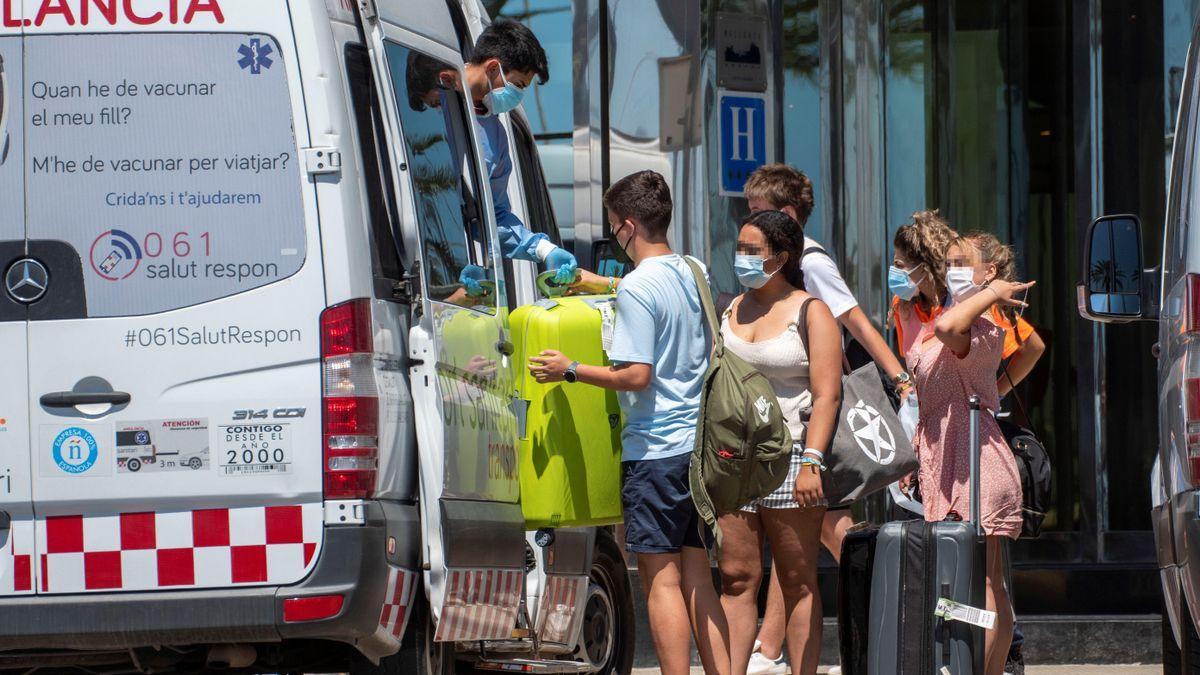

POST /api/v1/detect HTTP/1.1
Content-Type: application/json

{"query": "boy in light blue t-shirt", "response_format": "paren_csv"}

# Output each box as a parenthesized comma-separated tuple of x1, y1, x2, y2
(529, 171, 731, 675)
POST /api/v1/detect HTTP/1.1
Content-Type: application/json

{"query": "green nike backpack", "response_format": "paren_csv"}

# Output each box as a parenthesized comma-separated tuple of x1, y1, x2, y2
(683, 258, 793, 546)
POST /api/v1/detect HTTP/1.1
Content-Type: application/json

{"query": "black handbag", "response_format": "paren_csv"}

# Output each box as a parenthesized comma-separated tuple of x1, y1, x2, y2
(999, 364, 1052, 538)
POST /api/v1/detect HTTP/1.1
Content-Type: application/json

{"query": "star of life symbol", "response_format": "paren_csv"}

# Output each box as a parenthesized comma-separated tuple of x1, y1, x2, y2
(845, 399, 897, 465)
(754, 396, 772, 424)
(237, 38, 274, 75)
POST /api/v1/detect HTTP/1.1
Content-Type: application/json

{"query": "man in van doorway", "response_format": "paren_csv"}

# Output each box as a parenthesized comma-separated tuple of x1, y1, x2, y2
(529, 171, 732, 675)
(457, 19, 578, 296)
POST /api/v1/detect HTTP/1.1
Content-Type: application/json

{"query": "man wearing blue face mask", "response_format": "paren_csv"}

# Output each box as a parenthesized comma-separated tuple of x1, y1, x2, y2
(452, 20, 577, 295)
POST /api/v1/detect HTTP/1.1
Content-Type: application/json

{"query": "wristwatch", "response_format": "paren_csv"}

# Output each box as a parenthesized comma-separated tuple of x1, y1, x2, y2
(891, 371, 912, 387)
(563, 361, 580, 383)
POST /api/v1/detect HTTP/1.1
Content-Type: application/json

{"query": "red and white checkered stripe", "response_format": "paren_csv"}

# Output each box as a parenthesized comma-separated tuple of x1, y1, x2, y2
(435, 568, 522, 643)
(0, 518, 35, 596)
(377, 565, 419, 643)
(35, 504, 322, 593)
(535, 574, 586, 645)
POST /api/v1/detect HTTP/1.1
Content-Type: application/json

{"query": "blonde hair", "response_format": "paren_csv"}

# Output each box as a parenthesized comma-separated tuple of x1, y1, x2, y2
(744, 164, 815, 225)
(966, 231, 1023, 339)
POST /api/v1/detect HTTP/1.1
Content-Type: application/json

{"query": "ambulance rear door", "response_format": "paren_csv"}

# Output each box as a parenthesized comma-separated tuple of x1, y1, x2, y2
(21, 4, 327, 595)
(356, 0, 526, 640)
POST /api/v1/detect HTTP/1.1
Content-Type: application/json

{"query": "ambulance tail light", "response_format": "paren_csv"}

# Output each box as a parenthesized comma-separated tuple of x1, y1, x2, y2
(1185, 376, 1200, 488)
(321, 299, 378, 499)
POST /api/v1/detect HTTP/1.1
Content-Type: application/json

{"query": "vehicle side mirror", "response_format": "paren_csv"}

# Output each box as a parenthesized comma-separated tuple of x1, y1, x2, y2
(1079, 214, 1145, 322)
(591, 239, 627, 279)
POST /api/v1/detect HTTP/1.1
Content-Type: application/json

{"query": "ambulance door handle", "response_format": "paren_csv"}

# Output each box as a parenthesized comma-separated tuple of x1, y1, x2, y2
(496, 340, 514, 356)
(40, 391, 131, 408)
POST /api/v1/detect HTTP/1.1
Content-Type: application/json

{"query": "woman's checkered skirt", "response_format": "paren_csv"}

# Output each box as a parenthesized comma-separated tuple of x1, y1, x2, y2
(740, 443, 829, 512)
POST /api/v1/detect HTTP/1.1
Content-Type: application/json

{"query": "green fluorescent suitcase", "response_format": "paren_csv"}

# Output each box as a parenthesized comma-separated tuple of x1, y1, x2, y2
(511, 295, 624, 528)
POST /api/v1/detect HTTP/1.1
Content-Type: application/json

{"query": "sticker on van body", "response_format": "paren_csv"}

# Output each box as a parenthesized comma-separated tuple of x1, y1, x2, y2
(115, 418, 209, 474)
(39, 424, 112, 477)
(219, 423, 291, 475)
(23, 32, 306, 318)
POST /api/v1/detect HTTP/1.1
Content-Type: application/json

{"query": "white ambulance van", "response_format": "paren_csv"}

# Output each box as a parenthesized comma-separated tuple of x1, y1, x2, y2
(0, 1, 631, 672)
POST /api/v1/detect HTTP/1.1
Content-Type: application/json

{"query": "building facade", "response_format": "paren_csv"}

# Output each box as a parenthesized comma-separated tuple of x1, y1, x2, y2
(491, 0, 1198, 614)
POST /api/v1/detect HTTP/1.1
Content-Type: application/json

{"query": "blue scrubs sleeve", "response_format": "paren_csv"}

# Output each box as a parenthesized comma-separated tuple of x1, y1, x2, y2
(477, 115, 547, 262)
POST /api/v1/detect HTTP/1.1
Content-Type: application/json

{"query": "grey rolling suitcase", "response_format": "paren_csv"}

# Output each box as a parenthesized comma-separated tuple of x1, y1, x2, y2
(866, 395, 988, 675)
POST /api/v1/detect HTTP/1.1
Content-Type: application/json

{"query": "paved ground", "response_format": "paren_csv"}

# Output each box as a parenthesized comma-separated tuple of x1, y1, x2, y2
(633, 662, 1156, 667)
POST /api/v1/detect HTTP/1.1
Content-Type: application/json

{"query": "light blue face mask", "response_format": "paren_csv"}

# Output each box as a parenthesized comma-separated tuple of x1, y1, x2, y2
(888, 265, 924, 301)
(483, 68, 525, 115)
(734, 254, 777, 289)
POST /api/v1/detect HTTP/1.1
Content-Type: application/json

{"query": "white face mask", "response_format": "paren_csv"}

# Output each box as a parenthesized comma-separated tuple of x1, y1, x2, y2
(946, 267, 982, 301)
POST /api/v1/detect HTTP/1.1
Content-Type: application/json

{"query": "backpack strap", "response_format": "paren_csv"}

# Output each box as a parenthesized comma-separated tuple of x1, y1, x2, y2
(802, 245, 828, 260)
(683, 256, 720, 350)
(683, 255, 724, 551)
(795, 297, 816, 355)
(1000, 355, 1033, 428)
(796, 296, 853, 375)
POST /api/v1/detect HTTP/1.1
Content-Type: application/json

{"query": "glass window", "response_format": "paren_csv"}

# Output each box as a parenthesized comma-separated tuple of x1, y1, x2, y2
(510, 113, 561, 246)
(1168, 35, 1200, 296)
(1098, 0, 1167, 534)
(780, 0, 826, 244)
(949, 1, 1010, 240)
(25, 33, 306, 317)
(1164, 0, 1197, 185)
(385, 42, 496, 310)
(345, 45, 406, 298)
(496, 1, 577, 244)
(884, 0, 936, 238)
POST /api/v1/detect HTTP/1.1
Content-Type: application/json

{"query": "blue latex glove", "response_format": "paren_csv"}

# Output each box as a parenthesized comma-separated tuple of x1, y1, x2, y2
(459, 265, 488, 296)
(544, 246, 579, 285)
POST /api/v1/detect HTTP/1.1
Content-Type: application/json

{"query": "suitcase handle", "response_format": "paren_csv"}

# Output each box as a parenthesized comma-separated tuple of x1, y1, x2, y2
(536, 270, 579, 298)
(969, 395, 982, 537)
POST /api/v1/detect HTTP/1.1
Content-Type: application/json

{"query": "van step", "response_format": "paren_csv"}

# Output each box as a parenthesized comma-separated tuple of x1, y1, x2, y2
(474, 657, 594, 673)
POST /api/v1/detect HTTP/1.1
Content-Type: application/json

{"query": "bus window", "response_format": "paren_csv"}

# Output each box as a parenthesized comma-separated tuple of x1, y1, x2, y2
(498, 2, 576, 243)
(510, 113, 562, 247)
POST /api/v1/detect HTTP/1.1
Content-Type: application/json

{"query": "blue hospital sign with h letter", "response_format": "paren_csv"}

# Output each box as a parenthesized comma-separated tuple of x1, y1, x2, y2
(719, 91, 769, 196)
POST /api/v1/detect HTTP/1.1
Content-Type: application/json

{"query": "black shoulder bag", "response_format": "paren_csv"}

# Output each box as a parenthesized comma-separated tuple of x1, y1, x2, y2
(997, 362, 1052, 538)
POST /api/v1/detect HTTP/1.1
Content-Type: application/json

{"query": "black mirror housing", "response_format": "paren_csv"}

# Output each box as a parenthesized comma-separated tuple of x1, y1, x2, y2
(591, 239, 628, 279)
(1079, 214, 1153, 323)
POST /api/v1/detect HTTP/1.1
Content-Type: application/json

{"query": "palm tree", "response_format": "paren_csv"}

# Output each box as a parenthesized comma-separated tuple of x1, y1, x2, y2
(408, 132, 446, 156)
(1089, 259, 1127, 294)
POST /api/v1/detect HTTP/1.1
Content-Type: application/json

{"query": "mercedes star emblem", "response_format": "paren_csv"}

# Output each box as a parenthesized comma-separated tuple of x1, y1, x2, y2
(5, 258, 49, 304)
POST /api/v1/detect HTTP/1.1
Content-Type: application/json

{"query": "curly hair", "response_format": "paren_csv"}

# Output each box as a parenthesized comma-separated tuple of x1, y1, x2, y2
(966, 231, 1023, 343)
(741, 210, 806, 290)
(893, 209, 957, 304)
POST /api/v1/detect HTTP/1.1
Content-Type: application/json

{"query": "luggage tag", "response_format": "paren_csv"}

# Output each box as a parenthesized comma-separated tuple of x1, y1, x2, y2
(934, 597, 997, 630)
(598, 301, 616, 354)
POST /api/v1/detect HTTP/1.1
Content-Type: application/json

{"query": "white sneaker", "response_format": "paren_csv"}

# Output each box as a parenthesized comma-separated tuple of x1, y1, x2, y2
(746, 649, 789, 675)
(828, 667, 843, 675)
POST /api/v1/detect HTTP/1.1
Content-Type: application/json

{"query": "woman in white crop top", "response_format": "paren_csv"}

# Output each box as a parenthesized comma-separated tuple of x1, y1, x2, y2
(716, 210, 844, 675)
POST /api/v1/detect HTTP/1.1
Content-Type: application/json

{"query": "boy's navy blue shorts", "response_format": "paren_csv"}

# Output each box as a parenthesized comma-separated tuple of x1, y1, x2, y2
(621, 453, 709, 554)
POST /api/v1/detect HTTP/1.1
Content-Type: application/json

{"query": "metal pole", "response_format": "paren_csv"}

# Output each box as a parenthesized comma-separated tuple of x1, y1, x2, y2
(969, 394, 982, 538)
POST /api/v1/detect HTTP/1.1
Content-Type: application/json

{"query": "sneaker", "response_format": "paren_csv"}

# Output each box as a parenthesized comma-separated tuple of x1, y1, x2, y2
(828, 667, 843, 675)
(746, 642, 789, 675)
(1004, 645, 1025, 675)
